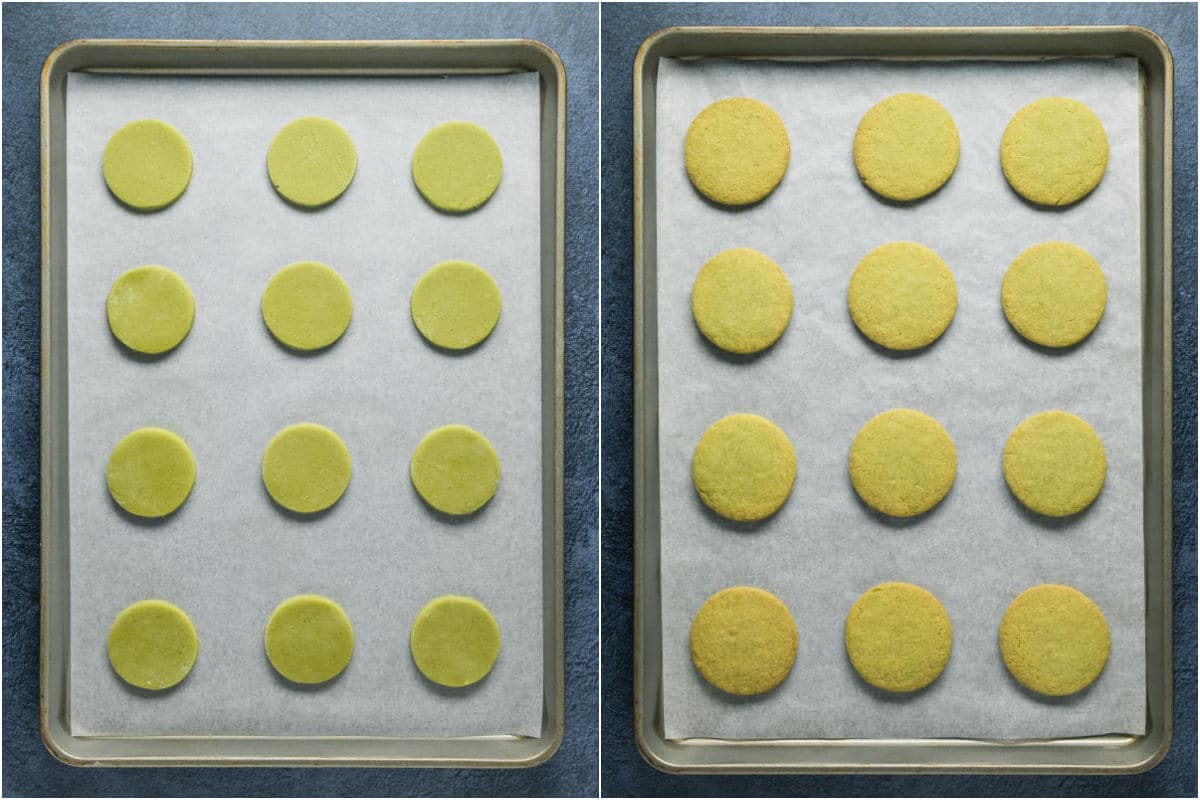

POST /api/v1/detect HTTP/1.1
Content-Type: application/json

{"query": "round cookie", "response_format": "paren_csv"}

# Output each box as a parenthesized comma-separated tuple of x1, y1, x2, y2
(266, 116, 357, 208)
(849, 409, 956, 517)
(409, 595, 501, 688)
(107, 599, 198, 690)
(999, 584, 1109, 696)
(690, 248, 792, 354)
(410, 425, 500, 515)
(684, 97, 790, 206)
(102, 119, 192, 211)
(692, 414, 796, 522)
(1002, 242, 1107, 348)
(411, 122, 503, 213)
(1003, 411, 1105, 517)
(106, 265, 195, 355)
(1000, 97, 1108, 206)
(261, 423, 351, 514)
(107, 427, 195, 518)
(844, 582, 952, 693)
(848, 242, 957, 351)
(261, 261, 353, 351)
(690, 586, 798, 696)
(410, 260, 501, 350)
(853, 93, 960, 201)
(264, 594, 354, 684)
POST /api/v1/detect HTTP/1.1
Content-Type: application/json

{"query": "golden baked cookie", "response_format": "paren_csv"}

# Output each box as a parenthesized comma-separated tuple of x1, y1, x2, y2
(849, 409, 956, 517)
(1003, 410, 1105, 517)
(106, 427, 195, 518)
(848, 242, 957, 351)
(261, 423, 351, 514)
(267, 116, 357, 208)
(690, 586, 798, 696)
(107, 599, 198, 690)
(264, 594, 354, 684)
(410, 425, 500, 515)
(692, 413, 796, 522)
(261, 261, 353, 351)
(844, 582, 952, 693)
(691, 248, 792, 354)
(106, 265, 195, 355)
(1000, 97, 1108, 206)
(410, 260, 502, 350)
(853, 93, 959, 201)
(102, 119, 192, 211)
(999, 584, 1110, 696)
(411, 122, 503, 213)
(684, 97, 790, 206)
(1002, 242, 1107, 348)
(409, 595, 501, 688)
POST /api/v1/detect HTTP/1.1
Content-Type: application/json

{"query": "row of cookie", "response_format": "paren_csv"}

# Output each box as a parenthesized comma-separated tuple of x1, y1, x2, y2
(103, 117, 502, 213)
(693, 409, 1104, 521)
(689, 582, 1110, 698)
(685, 94, 1108, 207)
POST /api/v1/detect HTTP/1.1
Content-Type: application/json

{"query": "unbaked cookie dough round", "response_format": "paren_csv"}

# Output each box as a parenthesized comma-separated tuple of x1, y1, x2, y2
(692, 414, 796, 522)
(261, 261, 353, 351)
(1002, 242, 1107, 348)
(844, 582, 952, 693)
(690, 586, 798, 696)
(409, 595, 501, 687)
(410, 425, 500, 515)
(853, 93, 959, 201)
(102, 119, 192, 211)
(684, 97, 790, 206)
(999, 584, 1109, 696)
(410, 260, 501, 350)
(849, 409, 956, 517)
(266, 116, 357, 208)
(1003, 410, 1106, 517)
(411, 122, 502, 213)
(264, 594, 354, 684)
(107, 599, 198, 690)
(261, 423, 351, 514)
(848, 242, 957, 351)
(691, 248, 793, 354)
(1000, 97, 1108, 206)
(106, 265, 195, 355)
(107, 428, 195, 518)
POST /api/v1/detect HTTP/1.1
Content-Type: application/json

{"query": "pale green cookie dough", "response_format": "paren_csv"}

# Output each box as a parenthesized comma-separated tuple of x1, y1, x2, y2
(848, 242, 957, 351)
(102, 119, 192, 211)
(411, 122, 502, 213)
(1003, 410, 1106, 517)
(410, 425, 500, 515)
(261, 261, 353, 351)
(106, 265, 195, 355)
(844, 582, 952, 693)
(107, 427, 195, 518)
(692, 414, 796, 522)
(1000, 97, 1108, 206)
(854, 93, 960, 201)
(410, 261, 501, 350)
(1002, 242, 1107, 348)
(1000, 584, 1110, 696)
(410, 595, 501, 688)
(690, 586, 798, 696)
(266, 116, 357, 208)
(849, 409, 956, 517)
(261, 423, 351, 514)
(684, 97, 790, 206)
(107, 599, 198, 690)
(691, 248, 793, 354)
(264, 594, 354, 684)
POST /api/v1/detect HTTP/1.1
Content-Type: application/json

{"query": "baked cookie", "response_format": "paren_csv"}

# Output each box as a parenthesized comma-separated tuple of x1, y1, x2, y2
(107, 599, 198, 690)
(844, 582, 952, 693)
(999, 584, 1110, 696)
(691, 248, 792, 354)
(264, 594, 354, 684)
(106, 427, 195, 518)
(1003, 410, 1105, 517)
(410, 425, 500, 515)
(853, 93, 959, 201)
(411, 122, 502, 213)
(106, 265, 195, 355)
(692, 413, 796, 522)
(102, 119, 192, 211)
(1002, 242, 1106, 348)
(410, 260, 501, 350)
(684, 97, 789, 206)
(1000, 97, 1108, 206)
(267, 116, 357, 208)
(409, 595, 501, 688)
(848, 242, 957, 351)
(690, 586, 798, 695)
(261, 423, 351, 514)
(849, 409, 956, 517)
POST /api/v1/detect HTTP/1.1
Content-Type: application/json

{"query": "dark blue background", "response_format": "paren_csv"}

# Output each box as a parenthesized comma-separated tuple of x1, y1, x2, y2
(600, 3, 1197, 796)
(1, 3, 598, 796)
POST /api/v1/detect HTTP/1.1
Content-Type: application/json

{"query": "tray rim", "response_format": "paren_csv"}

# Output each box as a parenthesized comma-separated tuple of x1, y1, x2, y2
(39, 37, 565, 769)
(632, 24, 1174, 775)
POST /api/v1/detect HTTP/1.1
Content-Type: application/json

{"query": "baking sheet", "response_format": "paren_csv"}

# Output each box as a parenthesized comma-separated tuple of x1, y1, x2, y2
(656, 57, 1145, 740)
(66, 71, 543, 738)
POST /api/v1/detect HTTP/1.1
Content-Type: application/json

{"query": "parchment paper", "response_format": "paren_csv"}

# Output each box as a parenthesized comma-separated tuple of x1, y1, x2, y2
(656, 57, 1145, 740)
(66, 72, 543, 737)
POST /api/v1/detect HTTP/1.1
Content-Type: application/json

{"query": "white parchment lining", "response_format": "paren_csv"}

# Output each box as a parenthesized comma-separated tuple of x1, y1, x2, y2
(656, 57, 1145, 740)
(66, 72, 543, 738)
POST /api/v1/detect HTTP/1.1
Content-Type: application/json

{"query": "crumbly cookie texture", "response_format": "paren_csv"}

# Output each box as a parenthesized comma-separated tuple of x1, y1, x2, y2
(1000, 584, 1110, 696)
(848, 242, 957, 351)
(845, 582, 952, 693)
(691, 248, 792, 354)
(1000, 97, 1108, 206)
(849, 409, 956, 517)
(1002, 242, 1107, 348)
(690, 586, 798, 696)
(1003, 410, 1106, 517)
(684, 97, 790, 206)
(692, 413, 796, 522)
(853, 93, 959, 201)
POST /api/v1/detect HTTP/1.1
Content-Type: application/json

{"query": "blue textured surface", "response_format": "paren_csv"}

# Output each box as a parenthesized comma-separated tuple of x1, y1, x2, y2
(2, 3, 597, 796)
(600, 3, 1196, 796)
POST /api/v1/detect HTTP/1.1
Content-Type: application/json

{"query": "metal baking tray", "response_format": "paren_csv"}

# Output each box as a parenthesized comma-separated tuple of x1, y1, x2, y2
(633, 26, 1173, 774)
(40, 38, 564, 768)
